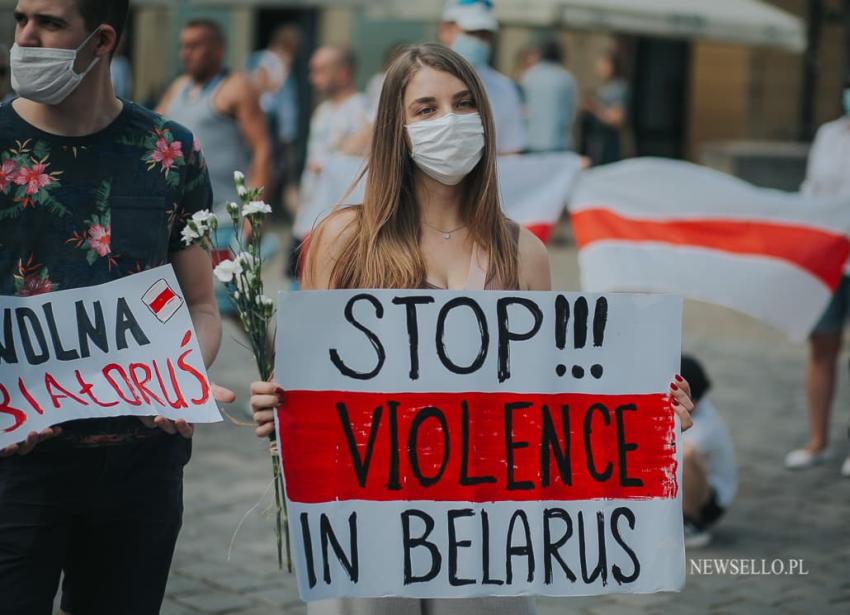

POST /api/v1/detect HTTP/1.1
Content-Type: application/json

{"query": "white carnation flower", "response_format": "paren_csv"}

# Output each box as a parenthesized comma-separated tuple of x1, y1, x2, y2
(226, 201, 240, 216)
(242, 201, 272, 217)
(213, 259, 243, 284)
(191, 210, 216, 225)
(233, 171, 245, 184)
(235, 251, 257, 268)
(181, 224, 200, 246)
(237, 185, 249, 197)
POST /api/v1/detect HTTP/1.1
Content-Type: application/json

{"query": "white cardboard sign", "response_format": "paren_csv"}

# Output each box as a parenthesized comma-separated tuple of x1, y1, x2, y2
(0, 265, 222, 447)
(276, 290, 685, 601)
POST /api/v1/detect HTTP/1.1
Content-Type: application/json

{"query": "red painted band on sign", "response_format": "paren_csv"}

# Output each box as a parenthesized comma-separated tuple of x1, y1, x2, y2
(278, 391, 677, 504)
(571, 207, 850, 291)
(149, 287, 176, 314)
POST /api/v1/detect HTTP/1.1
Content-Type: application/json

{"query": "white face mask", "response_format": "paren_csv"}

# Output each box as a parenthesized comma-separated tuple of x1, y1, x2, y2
(406, 112, 485, 186)
(11, 28, 102, 106)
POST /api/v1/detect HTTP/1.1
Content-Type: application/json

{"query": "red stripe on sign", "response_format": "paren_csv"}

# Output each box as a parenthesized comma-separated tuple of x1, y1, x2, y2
(278, 391, 677, 504)
(571, 207, 850, 291)
(149, 287, 176, 314)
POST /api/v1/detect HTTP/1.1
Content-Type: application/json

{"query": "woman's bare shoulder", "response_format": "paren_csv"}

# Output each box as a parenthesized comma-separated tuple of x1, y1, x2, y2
(303, 207, 360, 290)
(315, 206, 360, 246)
(516, 226, 552, 291)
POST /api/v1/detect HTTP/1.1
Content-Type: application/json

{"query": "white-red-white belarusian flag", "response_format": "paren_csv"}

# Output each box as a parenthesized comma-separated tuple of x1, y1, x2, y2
(570, 159, 850, 341)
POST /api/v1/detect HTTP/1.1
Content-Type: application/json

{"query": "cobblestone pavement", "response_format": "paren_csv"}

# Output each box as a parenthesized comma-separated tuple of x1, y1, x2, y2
(158, 230, 849, 615)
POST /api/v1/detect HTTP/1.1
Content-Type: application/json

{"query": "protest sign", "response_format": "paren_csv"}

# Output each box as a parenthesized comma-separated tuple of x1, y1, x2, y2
(276, 290, 684, 600)
(0, 265, 222, 448)
(294, 153, 582, 244)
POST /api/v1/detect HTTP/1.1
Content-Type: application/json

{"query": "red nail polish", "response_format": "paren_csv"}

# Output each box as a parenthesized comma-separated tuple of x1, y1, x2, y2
(675, 374, 683, 382)
(670, 383, 679, 391)
(672, 399, 680, 406)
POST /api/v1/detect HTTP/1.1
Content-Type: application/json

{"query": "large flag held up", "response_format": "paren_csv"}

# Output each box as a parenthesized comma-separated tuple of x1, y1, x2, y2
(570, 158, 850, 341)
(295, 153, 582, 244)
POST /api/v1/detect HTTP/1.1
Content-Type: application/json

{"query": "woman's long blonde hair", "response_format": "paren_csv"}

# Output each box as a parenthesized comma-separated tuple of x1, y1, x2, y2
(307, 43, 518, 290)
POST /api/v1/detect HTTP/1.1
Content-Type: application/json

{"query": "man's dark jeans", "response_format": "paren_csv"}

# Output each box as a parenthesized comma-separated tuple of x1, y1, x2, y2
(0, 434, 190, 615)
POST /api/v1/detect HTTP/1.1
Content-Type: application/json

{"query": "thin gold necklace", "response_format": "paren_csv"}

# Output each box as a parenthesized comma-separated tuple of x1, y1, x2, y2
(422, 221, 467, 240)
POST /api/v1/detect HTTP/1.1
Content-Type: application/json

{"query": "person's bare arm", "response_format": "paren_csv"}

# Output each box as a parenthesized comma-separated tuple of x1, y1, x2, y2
(302, 208, 358, 291)
(220, 74, 273, 199)
(517, 226, 552, 291)
(172, 245, 221, 367)
(155, 76, 188, 116)
(252, 65, 274, 95)
(137, 245, 223, 438)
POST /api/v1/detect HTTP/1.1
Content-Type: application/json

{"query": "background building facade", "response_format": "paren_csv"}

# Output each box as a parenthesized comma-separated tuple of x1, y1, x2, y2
(1, 0, 847, 169)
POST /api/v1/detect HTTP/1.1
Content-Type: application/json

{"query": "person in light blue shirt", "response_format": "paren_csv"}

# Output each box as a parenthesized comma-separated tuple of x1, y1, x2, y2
(520, 40, 578, 152)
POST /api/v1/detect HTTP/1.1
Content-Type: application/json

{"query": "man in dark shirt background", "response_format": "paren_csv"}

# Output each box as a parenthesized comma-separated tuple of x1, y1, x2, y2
(0, 1, 234, 613)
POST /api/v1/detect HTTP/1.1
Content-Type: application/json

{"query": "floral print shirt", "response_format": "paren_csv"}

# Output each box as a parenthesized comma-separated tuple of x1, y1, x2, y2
(0, 99, 212, 445)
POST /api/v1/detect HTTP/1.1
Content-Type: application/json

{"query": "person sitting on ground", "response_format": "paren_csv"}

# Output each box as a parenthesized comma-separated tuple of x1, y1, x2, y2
(681, 355, 738, 548)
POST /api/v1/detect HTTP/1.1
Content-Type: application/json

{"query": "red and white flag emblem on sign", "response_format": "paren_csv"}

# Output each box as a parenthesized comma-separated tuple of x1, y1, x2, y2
(570, 159, 850, 341)
(142, 279, 184, 323)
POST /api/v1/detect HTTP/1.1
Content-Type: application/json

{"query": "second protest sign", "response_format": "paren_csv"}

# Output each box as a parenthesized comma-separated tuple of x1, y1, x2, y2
(276, 290, 684, 600)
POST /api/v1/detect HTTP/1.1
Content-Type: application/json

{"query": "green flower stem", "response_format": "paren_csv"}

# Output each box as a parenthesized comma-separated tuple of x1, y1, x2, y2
(202, 194, 290, 572)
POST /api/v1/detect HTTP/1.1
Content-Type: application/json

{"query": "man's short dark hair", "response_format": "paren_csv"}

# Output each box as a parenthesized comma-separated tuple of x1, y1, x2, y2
(76, 0, 129, 45)
(539, 40, 564, 64)
(183, 19, 226, 46)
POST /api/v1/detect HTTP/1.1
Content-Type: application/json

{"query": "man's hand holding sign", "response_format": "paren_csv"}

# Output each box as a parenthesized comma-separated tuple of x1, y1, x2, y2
(254, 290, 693, 601)
(0, 266, 229, 454)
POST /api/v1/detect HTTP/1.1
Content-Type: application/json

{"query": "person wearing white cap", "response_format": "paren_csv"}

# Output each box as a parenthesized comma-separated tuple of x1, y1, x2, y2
(439, 0, 526, 154)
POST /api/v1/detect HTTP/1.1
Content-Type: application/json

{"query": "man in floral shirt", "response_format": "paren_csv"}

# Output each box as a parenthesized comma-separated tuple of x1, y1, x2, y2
(0, 1, 233, 614)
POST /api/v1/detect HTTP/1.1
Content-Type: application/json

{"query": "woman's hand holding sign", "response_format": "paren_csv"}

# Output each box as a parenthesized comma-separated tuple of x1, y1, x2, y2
(251, 380, 283, 439)
(671, 374, 695, 431)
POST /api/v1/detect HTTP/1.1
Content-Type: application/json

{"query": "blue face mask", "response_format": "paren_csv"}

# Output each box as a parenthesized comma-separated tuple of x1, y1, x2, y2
(452, 34, 491, 68)
(843, 88, 850, 116)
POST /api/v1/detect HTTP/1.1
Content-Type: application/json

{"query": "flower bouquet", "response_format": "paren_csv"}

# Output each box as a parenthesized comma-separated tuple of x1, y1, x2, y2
(182, 171, 290, 571)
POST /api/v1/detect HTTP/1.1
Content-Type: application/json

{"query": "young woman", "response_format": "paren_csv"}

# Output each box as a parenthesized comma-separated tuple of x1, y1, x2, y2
(251, 43, 694, 615)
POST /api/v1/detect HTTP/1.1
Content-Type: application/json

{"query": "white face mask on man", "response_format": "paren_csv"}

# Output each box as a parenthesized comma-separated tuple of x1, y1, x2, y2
(11, 28, 102, 106)
(406, 112, 485, 186)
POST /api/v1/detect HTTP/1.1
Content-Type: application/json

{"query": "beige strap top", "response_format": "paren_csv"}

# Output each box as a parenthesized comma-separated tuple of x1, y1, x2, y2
(423, 221, 520, 291)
